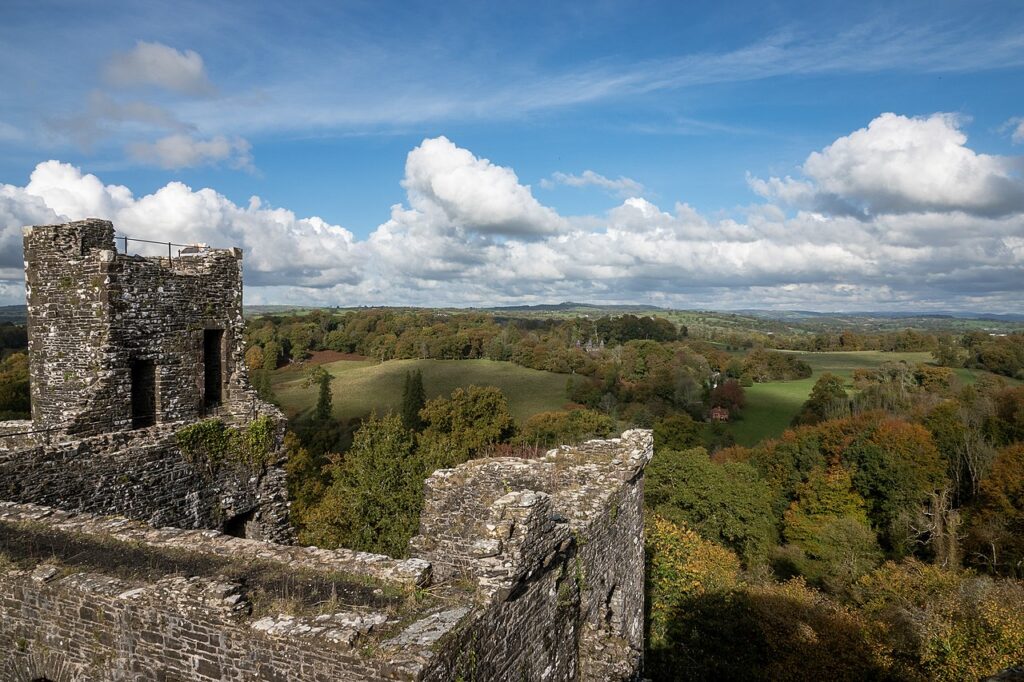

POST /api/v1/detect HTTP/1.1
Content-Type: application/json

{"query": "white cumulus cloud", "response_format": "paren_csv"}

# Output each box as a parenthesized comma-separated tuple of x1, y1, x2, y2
(752, 113, 1024, 218)
(401, 136, 566, 238)
(104, 41, 215, 96)
(1, 161, 357, 288)
(1, 124, 1022, 312)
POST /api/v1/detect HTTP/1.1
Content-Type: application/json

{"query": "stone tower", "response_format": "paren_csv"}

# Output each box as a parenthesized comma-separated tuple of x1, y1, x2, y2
(23, 218, 253, 435)
(2, 219, 291, 541)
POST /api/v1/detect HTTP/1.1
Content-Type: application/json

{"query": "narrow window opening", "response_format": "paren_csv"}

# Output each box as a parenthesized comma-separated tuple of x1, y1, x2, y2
(605, 584, 624, 630)
(130, 359, 156, 429)
(223, 508, 256, 538)
(203, 329, 224, 410)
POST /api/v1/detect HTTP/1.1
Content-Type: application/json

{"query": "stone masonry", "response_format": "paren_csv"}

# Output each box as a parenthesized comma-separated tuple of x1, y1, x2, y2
(0, 218, 653, 680)
(21, 219, 255, 434)
(0, 430, 652, 681)
(0, 219, 291, 540)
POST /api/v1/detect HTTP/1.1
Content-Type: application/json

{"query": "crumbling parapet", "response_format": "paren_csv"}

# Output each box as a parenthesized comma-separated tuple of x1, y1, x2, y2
(410, 429, 653, 681)
(0, 431, 653, 681)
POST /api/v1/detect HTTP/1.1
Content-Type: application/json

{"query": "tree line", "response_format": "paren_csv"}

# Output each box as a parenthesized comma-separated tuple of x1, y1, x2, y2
(645, 359, 1024, 679)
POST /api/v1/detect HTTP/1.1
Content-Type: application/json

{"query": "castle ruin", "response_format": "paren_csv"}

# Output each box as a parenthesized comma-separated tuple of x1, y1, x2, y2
(0, 219, 652, 681)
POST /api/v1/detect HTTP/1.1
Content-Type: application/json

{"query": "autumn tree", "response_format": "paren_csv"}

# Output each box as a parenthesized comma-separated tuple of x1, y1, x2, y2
(779, 466, 881, 587)
(852, 560, 1024, 681)
(965, 443, 1024, 577)
(710, 379, 746, 416)
(841, 418, 947, 555)
(244, 344, 264, 371)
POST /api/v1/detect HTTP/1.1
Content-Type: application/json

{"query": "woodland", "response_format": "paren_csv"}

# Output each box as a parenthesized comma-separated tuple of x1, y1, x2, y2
(2, 308, 1024, 679)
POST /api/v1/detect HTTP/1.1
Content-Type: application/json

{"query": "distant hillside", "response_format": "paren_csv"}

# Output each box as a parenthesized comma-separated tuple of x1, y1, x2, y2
(484, 301, 664, 313)
(0, 305, 26, 324)
(734, 309, 1024, 323)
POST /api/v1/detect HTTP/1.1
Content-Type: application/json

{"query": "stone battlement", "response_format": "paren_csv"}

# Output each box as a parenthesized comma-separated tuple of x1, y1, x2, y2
(2, 218, 291, 541)
(0, 431, 653, 681)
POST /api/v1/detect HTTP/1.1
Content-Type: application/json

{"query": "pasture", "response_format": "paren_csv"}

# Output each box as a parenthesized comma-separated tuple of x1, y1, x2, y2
(272, 358, 574, 423)
(725, 350, 1001, 446)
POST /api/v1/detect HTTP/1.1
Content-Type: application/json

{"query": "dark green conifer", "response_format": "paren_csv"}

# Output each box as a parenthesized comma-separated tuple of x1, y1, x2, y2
(401, 369, 426, 431)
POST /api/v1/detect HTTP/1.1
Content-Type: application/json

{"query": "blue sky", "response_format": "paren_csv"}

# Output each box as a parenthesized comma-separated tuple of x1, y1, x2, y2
(1, 0, 1023, 310)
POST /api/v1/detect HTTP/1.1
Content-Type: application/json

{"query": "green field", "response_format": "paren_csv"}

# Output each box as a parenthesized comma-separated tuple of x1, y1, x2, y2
(272, 358, 574, 423)
(727, 351, 932, 446)
(724, 350, 1019, 446)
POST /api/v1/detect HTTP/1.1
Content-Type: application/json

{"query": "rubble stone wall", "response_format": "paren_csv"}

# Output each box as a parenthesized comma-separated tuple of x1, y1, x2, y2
(0, 431, 652, 681)
(0, 423, 291, 542)
(2, 218, 291, 541)
(410, 429, 652, 681)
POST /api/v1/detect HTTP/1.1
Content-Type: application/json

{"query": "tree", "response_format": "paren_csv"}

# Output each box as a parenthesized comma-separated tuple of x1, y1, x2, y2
(710, 379, 746, 416)
(925, 399, 995, 505)
(852, 560, 1024, 681)
(965, 443, 1024, 577)
(793, 373, 849, 425)
(282, 431, 328, 533)
(262, 340, 281, 371)
(517, 408, 613, 447)
(646, 447, 778, 565)
(300, 413, 423, 556)
(645, 513, 741, 678)
(841, 418, 947, 555)
(418, 385, 516, 470)
(0, 352, 30, 419)
(244, 344, 265, 372)
(303, 366, 333, 422)
(400, 369, 426, 431)
(653, 412, 702, 451)
(932, 337, 966, 368)
(780, 466, 881, 587)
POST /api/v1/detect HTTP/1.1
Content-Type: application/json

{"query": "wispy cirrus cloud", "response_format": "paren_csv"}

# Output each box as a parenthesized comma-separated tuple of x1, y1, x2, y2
(158, 14, 1024, 136)
(1002, 117, 1024, 144)
(541, 170, 646, 199)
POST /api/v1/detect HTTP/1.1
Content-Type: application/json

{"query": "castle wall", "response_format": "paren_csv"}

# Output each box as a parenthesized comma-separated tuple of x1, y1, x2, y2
(2, 217, 652, 681)
(4, 218, 292, 541)
(0, 422, 292, 543)
(410, 429, 652, 681)
(0, 503, 436, 682)
(0, 431, 653, 682)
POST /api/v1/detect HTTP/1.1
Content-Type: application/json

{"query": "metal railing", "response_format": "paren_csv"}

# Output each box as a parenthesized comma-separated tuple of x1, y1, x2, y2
(115, 234, 236, 263)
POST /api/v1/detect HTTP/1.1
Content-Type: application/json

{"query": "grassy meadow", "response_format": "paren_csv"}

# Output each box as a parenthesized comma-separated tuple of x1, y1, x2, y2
(272, 357, 575, 423)
(270, 350, 1014, 447)
(723, 350, 1016, 446)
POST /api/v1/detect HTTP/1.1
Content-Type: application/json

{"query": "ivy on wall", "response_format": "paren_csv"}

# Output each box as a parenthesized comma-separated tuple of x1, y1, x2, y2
(176, 417, 277, 474)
